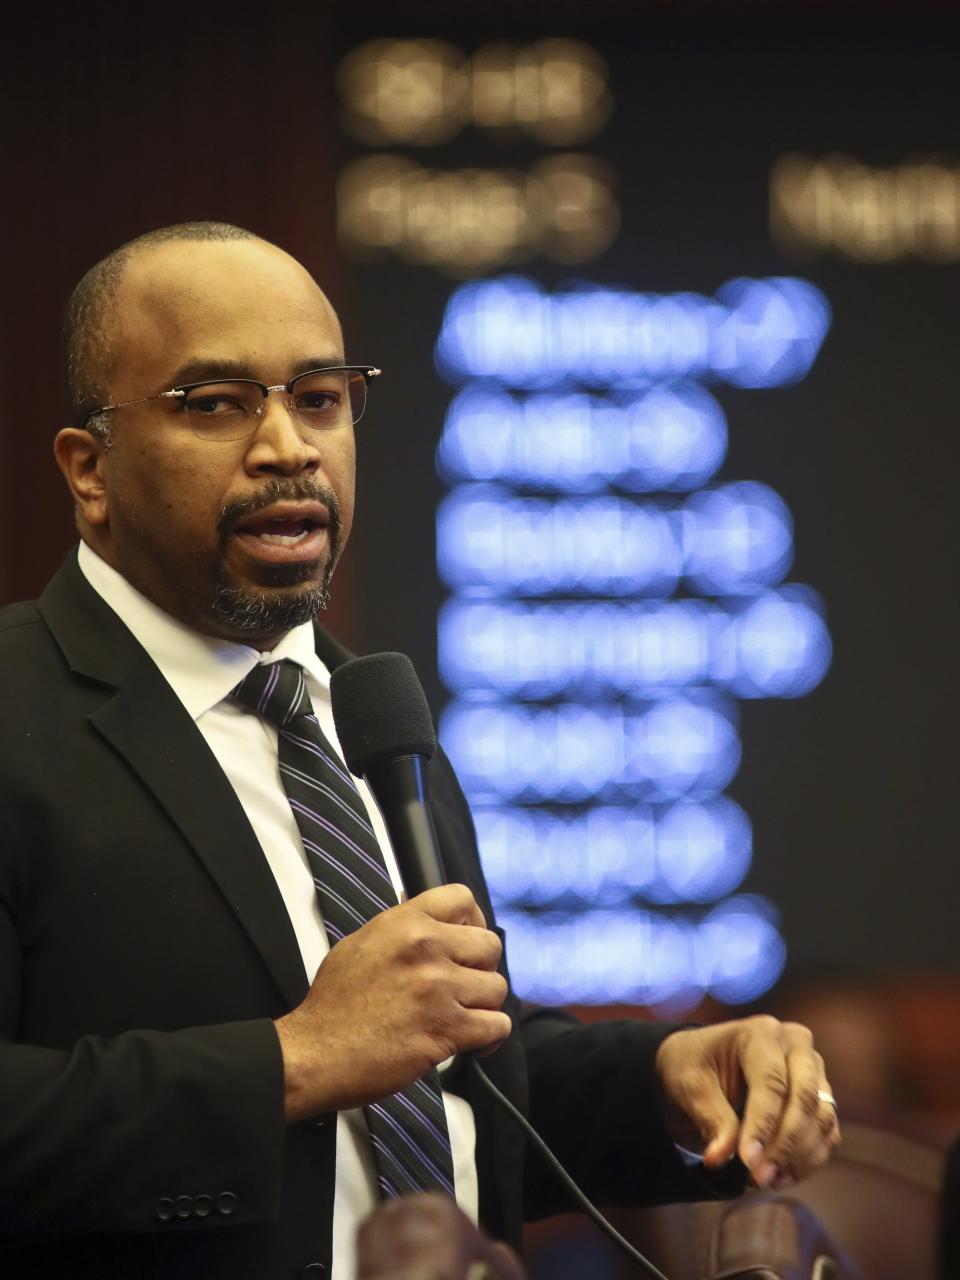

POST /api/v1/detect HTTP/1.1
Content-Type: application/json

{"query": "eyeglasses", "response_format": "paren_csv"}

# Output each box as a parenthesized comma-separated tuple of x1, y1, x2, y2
(82, 365, 382, 441)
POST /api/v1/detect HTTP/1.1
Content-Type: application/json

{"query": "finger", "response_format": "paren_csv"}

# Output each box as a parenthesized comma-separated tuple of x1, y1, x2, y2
(820, 1093, 841, 1149)
(409, 883, 487, 929)
(771, 1082, 841, 1191)
(453, 966, 509, 1012)
(436, 920, 503, 970)
(455, 1008, 512, 1055)
(736, 1017, 791, 1182)
(760, 1031, 830, 1181)
(771, 1052, 841, 1190)
(665, 1058, 743, 1167)
(815, 1067, 842, 1151)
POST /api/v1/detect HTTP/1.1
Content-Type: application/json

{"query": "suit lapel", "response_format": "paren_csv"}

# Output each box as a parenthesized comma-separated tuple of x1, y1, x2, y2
(311, 620, 352, 671)
(38, 553, 308, 1009)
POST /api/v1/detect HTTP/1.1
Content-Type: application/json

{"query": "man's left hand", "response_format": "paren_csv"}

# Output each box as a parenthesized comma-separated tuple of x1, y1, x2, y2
(655, 1016, 840, 1191)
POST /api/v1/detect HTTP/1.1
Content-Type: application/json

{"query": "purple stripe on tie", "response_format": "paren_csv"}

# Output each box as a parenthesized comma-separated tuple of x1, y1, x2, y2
(314, 881, 368, 931)
(378, 1174, 400, 1199)
(412, 1076, 447, 1116)
(287, 668, 305, 725)
(257, 662, 281, 715)
(369, 1135, 428, 1193)
(282, 729, 357, 789)
(392, 1089, 451, 1150)
(303, 838, 394, 914)
(296, 815, 393, 895)
(293, 805, 393, 886)
(368, 1104, 455, 1194)
(293, 776, 375, 837)
(323, 919, 346, 943)
(280, 765, 376, 836)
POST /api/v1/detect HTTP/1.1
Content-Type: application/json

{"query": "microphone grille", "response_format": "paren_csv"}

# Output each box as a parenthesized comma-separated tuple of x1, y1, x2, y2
(330, 652, 437, 777)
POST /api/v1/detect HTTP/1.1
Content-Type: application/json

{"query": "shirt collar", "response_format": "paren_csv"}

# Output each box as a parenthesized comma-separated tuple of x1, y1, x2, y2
(77, 541, 329, 721)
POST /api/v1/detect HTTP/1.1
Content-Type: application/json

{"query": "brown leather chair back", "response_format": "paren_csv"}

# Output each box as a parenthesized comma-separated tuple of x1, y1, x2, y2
(616, 1122, 944, 1280)
(613, 1193, 862, 1280)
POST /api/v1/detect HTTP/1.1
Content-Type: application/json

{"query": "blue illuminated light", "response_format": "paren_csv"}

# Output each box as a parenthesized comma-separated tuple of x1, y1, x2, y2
(436, 383, 728, 492)
(681, 482, 794, 595)
(712, 278, 832, 389)
(473, 797, 753, 906)
(495, 908, 701, 1007)
(439, 599, 709, 695)
(434, 268, 832, 1008)
(437, 487, 682, 595)
(440, 697, 742, 803)
(694, 896, 788, 1004)
(437, 482, 793, 596)
(721, 587, 833, 698)
(494, 895, 785, 1009)
(435, 276, 831, 389)
(439, 590, 830, 699)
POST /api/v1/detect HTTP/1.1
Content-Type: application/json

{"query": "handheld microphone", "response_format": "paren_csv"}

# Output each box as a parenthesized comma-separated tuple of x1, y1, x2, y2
(329, 652, 446, 898)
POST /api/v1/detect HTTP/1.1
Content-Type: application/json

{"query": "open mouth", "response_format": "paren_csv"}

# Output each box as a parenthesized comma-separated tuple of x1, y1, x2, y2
(238, 517, 323, 546)
(230, 502, 333, 565)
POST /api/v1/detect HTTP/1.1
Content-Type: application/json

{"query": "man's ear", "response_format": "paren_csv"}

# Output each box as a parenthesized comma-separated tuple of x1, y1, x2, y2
(54, 427, 109, 530)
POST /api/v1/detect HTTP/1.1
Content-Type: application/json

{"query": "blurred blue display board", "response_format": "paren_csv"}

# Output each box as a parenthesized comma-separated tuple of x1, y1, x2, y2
(435, 275, 833, 1010)
(336, 29, 960, 993)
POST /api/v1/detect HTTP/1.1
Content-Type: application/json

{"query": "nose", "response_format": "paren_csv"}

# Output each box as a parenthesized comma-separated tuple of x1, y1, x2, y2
(244, 388, 322, 476)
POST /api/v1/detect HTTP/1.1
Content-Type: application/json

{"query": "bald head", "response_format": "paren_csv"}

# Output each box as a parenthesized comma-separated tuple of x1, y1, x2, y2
(63, 221, 263, 427)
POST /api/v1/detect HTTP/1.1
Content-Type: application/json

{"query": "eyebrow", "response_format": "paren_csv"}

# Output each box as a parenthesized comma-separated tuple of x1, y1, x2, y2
(164, 355, 348, 387)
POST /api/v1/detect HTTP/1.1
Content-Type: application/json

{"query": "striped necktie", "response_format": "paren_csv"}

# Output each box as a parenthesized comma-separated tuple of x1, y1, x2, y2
(232, 658, 456, 1201)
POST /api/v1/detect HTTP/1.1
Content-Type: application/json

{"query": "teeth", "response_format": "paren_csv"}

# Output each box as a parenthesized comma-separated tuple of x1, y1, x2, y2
(257, 530, 310, 546)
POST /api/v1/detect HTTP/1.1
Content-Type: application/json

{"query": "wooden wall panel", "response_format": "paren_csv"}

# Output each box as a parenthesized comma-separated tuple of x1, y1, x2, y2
(1, 1, 355, 638)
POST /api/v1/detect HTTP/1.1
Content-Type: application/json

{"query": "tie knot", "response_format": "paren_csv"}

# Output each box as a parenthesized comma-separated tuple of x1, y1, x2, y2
(232, 659, 312, 729)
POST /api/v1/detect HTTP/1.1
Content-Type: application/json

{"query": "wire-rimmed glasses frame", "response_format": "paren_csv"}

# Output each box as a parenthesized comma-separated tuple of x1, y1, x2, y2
(81, 365, 382, 441)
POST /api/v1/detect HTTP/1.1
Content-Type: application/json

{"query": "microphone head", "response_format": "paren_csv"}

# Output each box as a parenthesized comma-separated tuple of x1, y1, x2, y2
(330, 652, 437, 777)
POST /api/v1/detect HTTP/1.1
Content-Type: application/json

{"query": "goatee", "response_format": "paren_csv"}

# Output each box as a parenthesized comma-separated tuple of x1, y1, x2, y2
(210, 478, 343, 635)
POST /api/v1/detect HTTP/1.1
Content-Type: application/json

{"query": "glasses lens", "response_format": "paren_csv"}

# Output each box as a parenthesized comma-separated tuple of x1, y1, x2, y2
(182, 370, 371, 439)
(184, 381, 262, 440)
(292, 369, 367, 427)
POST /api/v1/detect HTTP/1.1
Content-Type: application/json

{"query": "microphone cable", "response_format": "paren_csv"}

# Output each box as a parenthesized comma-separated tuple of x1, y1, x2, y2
(467, 1057, 672, 1280)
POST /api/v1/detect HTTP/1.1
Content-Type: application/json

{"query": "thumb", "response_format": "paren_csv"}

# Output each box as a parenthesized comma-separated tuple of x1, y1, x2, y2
(676, 1072, 741, 1167)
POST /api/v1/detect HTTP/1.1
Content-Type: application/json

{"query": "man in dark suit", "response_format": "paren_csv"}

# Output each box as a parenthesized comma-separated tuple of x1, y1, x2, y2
(0, 223, 839, 1279)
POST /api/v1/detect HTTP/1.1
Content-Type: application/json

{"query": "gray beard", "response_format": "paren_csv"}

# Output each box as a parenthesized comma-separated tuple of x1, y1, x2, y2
(210, 573, 332, 635)
(210, 477, 341, 635)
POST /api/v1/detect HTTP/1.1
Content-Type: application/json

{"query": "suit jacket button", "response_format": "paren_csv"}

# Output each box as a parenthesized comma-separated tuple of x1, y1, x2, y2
(194, 1194, 213, 1219)
(300, 1266, 326, 1277)
(155, 1198, 174, 1223)
(174, 1195, 194, 1220)
(217, 1191, 239, 1216)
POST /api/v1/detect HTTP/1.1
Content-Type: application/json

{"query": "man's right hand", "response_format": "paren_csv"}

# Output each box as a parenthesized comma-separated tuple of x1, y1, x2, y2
(274, 884, 511, 1122)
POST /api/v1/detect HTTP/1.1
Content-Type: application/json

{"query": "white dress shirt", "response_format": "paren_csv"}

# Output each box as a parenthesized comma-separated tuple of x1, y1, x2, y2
(77, 542, 478, 1278)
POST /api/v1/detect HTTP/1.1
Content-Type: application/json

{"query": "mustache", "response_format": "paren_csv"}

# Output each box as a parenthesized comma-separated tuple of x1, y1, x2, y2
(217, 478, 343, 545)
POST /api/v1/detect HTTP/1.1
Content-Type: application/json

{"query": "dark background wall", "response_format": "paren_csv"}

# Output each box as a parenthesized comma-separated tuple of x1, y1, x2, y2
(2, 1, 958, 991)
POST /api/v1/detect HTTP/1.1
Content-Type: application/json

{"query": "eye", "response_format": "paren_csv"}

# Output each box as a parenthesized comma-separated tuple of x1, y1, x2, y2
(293, 370, 352, 422)
(183, 383, 255, 418)
(297, 389, 342, 415)
(190, 396, 237, 416)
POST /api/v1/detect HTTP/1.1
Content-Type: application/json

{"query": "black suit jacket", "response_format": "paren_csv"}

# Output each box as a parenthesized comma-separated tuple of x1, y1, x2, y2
(0, 553, 739, 1279)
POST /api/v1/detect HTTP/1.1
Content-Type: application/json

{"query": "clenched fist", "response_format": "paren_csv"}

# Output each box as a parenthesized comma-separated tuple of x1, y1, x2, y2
(275, 884, 511, 1121)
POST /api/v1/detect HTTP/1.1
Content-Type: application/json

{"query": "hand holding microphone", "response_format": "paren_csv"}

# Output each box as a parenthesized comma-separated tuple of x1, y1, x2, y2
(273, 654, 510, 1124)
